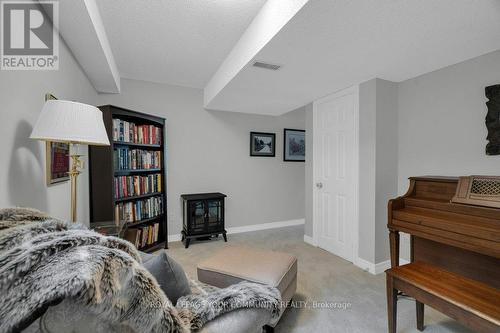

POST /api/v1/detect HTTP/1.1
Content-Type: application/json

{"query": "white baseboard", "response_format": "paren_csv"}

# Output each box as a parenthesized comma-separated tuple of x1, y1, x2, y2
(168, 234, 182, 242)
(374, 260, 390, 275)
(167, 218, 305, 243)
(303, 234, 317, 246)
(227, 218, 305, 234)
(355, 257, 410, 275)
(354, 257, 377, 274)
(300, 238, 404, 275)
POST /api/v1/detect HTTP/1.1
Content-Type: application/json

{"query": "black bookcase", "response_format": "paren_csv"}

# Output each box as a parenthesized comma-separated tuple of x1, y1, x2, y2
(89, 105, 168, 252)
(181, 193, 227, 248)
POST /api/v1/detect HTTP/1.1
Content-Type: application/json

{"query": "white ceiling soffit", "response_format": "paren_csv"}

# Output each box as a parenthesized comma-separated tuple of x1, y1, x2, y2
(204, 0, 500, 115)
(204, 0, 309, 108)
(49, 0, 120, 93)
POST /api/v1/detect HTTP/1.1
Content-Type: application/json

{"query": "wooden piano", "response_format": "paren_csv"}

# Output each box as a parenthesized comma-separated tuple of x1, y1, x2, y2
(386, 176, 500, 333)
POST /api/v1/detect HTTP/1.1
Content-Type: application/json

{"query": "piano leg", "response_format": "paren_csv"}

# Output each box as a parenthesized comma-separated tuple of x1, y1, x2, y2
(387, 275, 397, 333)
(389, 230, 400, 267)
(416, 301, 424, 331)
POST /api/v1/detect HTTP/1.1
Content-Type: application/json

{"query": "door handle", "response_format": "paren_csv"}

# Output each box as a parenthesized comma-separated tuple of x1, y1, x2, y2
(316, 182, 323, 189)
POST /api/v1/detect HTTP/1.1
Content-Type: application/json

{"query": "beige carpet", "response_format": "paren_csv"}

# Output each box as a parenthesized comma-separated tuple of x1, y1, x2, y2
(163, 225, 472, 333)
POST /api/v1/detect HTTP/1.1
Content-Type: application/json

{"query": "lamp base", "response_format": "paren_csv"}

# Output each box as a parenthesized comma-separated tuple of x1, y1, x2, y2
(69, 154, 83, 222)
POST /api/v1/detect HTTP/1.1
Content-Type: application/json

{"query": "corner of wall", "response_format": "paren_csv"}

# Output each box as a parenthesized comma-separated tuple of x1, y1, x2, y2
(374, 78, 399, 263)
(304, 102, 314, 237)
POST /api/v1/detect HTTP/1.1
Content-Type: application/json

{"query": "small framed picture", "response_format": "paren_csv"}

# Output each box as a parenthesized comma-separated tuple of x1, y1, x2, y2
(250, 132, 276, 157)
(45, 93, 70, 185)
(284, 128, 305, 162)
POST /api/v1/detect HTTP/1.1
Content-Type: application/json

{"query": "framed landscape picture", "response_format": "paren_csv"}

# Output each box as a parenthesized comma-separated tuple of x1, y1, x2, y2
(250, 132, 276, 157)
(284, 128, 305, 162)
(45, 93, 70, 185)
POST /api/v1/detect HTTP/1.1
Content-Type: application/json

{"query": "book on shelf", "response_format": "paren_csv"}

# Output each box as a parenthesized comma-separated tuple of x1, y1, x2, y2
(124, 228, 141, 247)
(113, 148, 161, 171)
(124, 223, 160, 249)
(115, 196, 163, 224)
(114, 174, 162, 199)
(113, 118, 162, 145)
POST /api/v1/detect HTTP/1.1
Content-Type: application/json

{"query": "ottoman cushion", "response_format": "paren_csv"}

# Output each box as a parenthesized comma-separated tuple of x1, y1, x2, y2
(197, 246, 297, 301)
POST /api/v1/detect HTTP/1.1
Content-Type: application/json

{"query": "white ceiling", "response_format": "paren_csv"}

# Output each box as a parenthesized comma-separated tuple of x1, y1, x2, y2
(58, 0, 500, 115)
(205, 0, 500, 115)
(96, 0, 267, 88)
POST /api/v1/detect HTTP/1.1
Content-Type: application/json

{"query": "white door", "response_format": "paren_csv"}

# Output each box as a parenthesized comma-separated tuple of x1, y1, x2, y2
(313, 86, 358, 262)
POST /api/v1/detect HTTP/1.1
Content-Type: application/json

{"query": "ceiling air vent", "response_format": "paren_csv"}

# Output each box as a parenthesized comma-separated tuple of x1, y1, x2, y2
(252, 61, 281, 71)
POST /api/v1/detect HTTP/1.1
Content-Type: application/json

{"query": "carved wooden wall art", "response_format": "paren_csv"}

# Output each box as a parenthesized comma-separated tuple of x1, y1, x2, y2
(485, 84, 500, 155)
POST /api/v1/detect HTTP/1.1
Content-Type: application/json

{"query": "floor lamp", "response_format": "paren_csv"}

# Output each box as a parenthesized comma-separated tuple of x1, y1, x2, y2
(30, 100, 110, 222)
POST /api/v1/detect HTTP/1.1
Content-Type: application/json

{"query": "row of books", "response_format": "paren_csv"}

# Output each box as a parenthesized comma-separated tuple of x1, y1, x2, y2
(113, 118, 162, 145)
(124, 223, 160, 249)
(115, 196, 163, 223)
(114, 148, 161, 170)
(114, 174, 162, 199)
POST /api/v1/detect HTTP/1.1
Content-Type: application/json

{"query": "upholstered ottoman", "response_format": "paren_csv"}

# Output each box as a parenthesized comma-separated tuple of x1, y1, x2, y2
(197, 246, 297, 330)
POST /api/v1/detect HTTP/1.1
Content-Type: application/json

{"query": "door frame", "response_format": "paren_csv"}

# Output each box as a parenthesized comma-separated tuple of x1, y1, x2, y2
(312, 84, 360, 263)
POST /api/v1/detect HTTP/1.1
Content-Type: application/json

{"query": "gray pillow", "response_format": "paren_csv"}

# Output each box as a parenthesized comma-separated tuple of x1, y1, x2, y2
(142, 251, 191, 305)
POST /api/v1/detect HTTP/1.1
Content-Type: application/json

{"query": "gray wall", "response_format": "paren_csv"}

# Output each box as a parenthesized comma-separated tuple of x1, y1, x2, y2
(0, 59, 305, 233)
(306, 49, 500, 266)
(358, 52, 500, 264)
(0, 38, 98, 224)
(98, 79, 305, 236)
(358, 79, 398, 264)
(397, 49, 500, 259)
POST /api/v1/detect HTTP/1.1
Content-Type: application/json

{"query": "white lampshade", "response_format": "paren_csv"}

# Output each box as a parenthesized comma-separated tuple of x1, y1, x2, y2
(30, 100, 110, 146)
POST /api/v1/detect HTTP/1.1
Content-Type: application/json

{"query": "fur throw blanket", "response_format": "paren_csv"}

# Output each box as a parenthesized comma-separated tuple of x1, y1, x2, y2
(0, 208, 281, 333)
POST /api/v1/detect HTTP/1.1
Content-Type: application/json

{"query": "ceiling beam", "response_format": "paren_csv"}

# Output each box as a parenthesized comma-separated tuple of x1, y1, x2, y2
(203, 0, 308, 110)
(43, 0, 120, 93)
